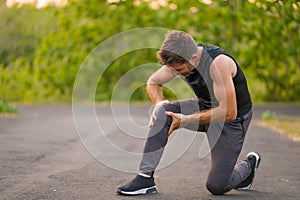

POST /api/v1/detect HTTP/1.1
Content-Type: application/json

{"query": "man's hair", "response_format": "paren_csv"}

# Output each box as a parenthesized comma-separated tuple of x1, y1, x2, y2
(157, 30, 198, 65)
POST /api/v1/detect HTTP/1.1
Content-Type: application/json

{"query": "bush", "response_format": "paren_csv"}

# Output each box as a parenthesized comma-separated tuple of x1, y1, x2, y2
(0, 100, 18, 113)
(262, 110, 277, 120)
(0, 1, 299, 103)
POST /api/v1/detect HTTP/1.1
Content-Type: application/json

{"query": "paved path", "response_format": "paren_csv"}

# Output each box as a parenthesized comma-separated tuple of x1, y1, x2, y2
(0, 104, 299, 200)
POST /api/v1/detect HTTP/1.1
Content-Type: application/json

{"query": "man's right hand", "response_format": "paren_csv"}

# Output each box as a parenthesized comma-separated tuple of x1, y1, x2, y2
(148, 100, 170, 127)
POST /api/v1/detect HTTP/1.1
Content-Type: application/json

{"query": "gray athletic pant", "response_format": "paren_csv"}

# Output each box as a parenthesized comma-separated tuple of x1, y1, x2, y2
(139, 98, 253, 195)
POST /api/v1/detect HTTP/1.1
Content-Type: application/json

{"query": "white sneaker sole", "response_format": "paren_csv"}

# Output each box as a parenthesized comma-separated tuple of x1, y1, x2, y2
(236, 183, 253, 190)
(117, 186, 157, 195)
(247, 152, 261, 170)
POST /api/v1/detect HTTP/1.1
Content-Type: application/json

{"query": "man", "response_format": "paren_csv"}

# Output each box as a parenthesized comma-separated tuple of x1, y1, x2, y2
(117, 30, 261, 196)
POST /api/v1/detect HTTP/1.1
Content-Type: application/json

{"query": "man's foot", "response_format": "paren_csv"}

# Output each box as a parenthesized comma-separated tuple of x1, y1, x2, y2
(116, 175, 157, 196)
(236, 152, 261, 190)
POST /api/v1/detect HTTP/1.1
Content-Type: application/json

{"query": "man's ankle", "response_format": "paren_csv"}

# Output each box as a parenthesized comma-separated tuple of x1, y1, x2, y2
(138, 171, 154, 178)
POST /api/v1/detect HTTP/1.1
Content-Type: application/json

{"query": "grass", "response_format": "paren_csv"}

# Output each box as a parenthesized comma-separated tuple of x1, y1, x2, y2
(0, 100, 18, 113)
(261, 111, 300, 139)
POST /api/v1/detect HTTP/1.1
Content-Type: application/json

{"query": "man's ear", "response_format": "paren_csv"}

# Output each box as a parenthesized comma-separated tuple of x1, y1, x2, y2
(189, 53, 198, 64)
(191, 53, 198, 60)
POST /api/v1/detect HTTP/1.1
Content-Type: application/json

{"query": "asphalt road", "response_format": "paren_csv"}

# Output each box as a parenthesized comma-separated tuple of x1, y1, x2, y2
(0, 104, 299, 200)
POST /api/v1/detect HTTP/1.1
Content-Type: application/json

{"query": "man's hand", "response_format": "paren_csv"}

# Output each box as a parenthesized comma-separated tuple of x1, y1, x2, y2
(149, 100, 170, 127)
(165, 111, 189, 136)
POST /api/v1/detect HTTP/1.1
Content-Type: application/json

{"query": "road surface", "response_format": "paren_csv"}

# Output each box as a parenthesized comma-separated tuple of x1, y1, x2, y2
(0, 104, 299, 200)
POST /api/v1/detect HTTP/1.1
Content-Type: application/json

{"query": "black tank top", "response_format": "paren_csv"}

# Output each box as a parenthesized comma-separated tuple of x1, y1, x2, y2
(183, 44, 252, 118)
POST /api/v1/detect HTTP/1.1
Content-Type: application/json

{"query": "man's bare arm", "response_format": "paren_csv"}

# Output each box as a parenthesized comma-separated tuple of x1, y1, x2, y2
(166, 55, 237, 135)
(146, 65, 176, 104)
(192, 54, 237, 123)
(147, 65, 177, 127)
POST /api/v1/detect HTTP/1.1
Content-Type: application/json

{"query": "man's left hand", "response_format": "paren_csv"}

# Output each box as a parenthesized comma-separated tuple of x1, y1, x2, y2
(165, 111, 189, 136)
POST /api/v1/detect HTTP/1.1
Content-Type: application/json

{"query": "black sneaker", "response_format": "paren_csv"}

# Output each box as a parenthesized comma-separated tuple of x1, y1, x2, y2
(236, 152, 261, 190)
(117, 175, 157, 196)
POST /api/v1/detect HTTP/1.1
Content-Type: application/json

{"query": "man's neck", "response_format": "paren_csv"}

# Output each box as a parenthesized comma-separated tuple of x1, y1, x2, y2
(190, 46, 203, 69)
(194, 46, 203, 67)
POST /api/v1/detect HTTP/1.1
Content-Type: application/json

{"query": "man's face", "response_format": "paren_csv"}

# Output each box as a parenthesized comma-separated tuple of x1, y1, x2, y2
(167, 62, 194, 77)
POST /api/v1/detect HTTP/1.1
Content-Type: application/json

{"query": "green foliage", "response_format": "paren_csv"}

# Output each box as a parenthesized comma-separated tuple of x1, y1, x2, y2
(240, 0, 300, 101)
(0, 3, 57, 66)
(0, 0, 299, 103)
(0, 100, 18, 113)
(262, 110, 277, 120)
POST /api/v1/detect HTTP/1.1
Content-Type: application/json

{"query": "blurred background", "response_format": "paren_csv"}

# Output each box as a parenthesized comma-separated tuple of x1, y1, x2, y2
(0, 0, 299, 107)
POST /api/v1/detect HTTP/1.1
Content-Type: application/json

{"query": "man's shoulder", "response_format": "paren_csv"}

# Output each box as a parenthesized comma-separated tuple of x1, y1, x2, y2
(211, 54, 237, 78)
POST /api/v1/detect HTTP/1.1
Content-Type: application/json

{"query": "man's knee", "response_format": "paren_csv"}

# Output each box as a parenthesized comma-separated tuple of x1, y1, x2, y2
(206, 181, 227, 195)
(155, 104, 174, 122)
(147, 104, 173, 138)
